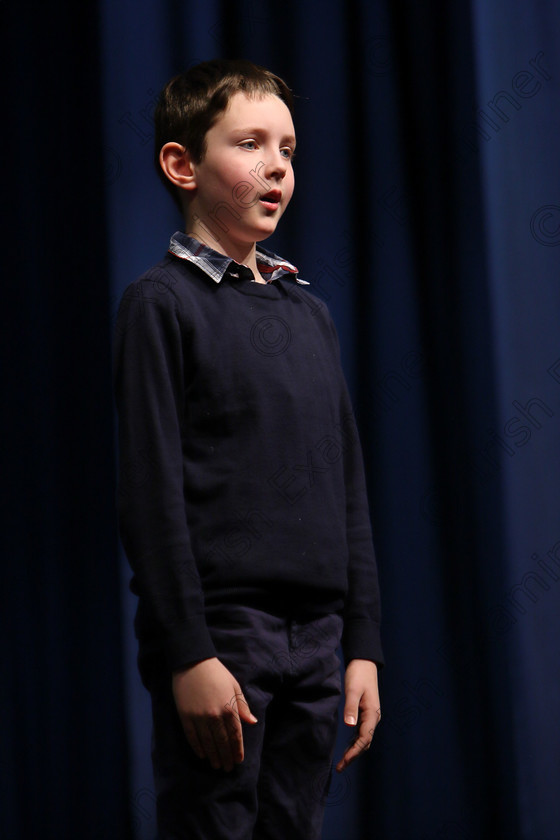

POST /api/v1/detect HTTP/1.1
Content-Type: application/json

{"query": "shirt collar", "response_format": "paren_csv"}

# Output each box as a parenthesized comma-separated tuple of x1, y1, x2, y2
(168, 231, 309, 285)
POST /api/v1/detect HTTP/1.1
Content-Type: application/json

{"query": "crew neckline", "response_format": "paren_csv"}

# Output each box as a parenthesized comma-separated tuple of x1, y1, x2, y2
(227, 276, 287, 299)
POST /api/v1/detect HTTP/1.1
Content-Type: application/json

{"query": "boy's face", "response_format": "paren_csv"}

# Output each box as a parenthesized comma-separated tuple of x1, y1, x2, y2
(188, 92, 296, 253)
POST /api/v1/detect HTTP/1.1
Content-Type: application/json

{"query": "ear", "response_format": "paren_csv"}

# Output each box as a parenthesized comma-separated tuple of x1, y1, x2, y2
(159, 142, 198, 192)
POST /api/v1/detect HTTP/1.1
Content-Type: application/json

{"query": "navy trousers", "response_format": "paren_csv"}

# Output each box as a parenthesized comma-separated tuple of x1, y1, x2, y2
(146, 603, 344, 839)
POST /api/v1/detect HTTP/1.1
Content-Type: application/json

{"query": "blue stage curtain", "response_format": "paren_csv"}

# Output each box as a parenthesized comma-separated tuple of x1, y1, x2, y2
(2, 1, 132, 839)
(5, 0, 559, 838)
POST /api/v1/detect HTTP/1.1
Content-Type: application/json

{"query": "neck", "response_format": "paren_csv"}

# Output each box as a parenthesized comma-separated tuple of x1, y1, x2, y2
(184, 225, 265, 283)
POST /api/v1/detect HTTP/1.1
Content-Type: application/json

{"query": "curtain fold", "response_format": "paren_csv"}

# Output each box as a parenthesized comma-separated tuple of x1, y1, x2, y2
(3, 2, 131, 839)
(101, 3, 559, 837)
(5, 0, 558, 837)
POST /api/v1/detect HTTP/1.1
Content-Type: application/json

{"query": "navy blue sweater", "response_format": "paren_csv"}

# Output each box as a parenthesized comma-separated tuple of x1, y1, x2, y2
(113, 243, 383, 672)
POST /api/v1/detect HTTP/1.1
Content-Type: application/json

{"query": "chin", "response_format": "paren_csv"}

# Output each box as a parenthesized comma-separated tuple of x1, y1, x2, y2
(255, 220, 280, 237)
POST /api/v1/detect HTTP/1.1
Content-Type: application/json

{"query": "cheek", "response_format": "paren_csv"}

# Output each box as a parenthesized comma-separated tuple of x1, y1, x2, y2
(203, 155, 242, 193)
(214, 167, 240, 194)
(284, 172, 295, 205)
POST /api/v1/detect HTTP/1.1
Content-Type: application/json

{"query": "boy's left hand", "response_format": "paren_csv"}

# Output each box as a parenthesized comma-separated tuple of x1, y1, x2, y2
(336, 658, 381, 773)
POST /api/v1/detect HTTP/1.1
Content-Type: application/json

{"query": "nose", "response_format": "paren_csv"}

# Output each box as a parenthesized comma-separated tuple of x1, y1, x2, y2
(263, 150, 287, 181)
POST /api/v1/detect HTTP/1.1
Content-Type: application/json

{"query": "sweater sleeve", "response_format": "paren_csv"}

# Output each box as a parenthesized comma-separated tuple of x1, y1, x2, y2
(113, 275, 217, 672)
(340, 396, 384, 668)
(327, 321, 384, 668)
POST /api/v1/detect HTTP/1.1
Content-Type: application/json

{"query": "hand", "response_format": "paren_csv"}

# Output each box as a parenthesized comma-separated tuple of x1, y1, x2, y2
(336, 659, 381, 773)
(172, 657, 258, 772)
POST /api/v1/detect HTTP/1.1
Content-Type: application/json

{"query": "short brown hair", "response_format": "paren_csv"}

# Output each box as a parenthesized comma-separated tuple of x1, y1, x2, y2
(154, 59, 294, 214)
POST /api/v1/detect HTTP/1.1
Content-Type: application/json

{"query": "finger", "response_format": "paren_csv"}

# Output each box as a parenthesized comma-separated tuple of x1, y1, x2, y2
(336, 722, 377, 773)
(223, 707, 245, 765)
(343, 689, 361, 727)
(207, 715, 236, 772)
(181, 718, 206, 760)
(196, 717, 225, 770)
(226, 691, 258, 725)
(356, 704, 381, 735)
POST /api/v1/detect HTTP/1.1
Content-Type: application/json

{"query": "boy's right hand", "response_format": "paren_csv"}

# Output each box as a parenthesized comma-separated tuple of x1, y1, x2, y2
(172, 657, 258, 772)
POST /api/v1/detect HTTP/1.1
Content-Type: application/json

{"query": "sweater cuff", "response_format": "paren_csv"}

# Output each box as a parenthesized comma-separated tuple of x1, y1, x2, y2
(341, 617, 384, 668)
(164, 620, 218, 673)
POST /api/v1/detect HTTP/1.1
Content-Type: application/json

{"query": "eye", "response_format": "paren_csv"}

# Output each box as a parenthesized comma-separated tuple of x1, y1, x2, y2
(280, 147, 296, 161)
(239, 140, 258, 150)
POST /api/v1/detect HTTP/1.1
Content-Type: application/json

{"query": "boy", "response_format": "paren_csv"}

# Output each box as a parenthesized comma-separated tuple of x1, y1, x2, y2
(114, 59, 383, 840)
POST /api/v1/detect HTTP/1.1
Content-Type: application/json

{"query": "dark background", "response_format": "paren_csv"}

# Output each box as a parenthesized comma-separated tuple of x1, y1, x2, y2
(3, 1, 560, 838)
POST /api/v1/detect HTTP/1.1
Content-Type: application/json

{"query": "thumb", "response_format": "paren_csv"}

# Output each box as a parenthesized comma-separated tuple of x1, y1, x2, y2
(343, 689, 360, 727)
(228, 691, 258, 724)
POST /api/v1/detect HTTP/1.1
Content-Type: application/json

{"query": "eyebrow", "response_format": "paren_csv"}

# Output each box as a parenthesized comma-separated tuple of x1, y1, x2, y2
(231, 127, 297, 145)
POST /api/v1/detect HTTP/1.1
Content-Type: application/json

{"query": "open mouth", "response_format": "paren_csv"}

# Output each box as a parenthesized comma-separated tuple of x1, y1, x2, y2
(259, 190, 282, 209)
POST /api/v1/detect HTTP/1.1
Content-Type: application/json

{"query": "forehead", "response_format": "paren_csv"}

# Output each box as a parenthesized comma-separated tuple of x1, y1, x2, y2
(212, 91, 295, 136)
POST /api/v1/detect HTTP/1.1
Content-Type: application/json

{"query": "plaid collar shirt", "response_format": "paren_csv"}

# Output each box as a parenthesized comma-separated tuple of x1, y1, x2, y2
(168, 231, 309, 286)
